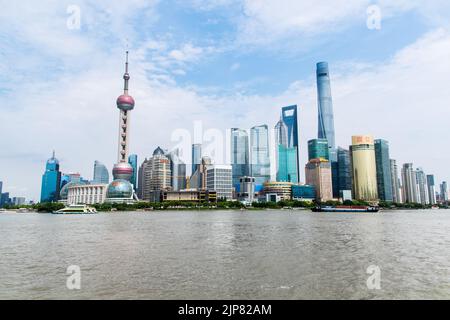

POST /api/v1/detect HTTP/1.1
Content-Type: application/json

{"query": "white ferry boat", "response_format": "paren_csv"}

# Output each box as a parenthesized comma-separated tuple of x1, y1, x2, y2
(53, 204, 97, 214)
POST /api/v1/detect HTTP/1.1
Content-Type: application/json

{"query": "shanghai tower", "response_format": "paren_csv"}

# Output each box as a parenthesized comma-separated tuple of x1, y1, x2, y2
(316, 62, 336, 162)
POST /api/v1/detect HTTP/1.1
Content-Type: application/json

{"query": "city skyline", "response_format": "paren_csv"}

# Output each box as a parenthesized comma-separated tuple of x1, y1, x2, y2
(2, 2, 450, 200)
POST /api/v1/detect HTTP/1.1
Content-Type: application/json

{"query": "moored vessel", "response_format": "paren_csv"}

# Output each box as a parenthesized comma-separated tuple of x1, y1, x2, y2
(312, 205, 379, 213)
(53, 204, 97, 214)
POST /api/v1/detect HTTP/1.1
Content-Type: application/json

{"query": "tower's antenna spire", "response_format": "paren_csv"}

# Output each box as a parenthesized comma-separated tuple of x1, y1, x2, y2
(123, 50, 130, 94)
(52, 150, 55, 159)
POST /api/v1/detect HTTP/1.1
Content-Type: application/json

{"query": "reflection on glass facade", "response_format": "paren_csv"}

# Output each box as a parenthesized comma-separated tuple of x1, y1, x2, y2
(250, 125, 271, 189)
(426, 174, 436, 205)
(168, 149, 187, 191)
(191, 144, 202, 176)
(93, 160, 110, 184)
(231, 128, 250, 190)
(276, 145, 298, 183)
(106, 179, 134, 199)
(40, 152, 61, 203)
(308, 139, 329, 161)
(374, 139, 393, 202)
(337, 147, 352, 193)
(292, 185, 316, 200)
(317, 62, 336, 162)
(281, 105, 300, 182)
(128, 154, 137, 189)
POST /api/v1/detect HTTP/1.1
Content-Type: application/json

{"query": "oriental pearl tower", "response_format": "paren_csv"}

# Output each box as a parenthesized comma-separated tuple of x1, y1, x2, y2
(106, 51, 136, 202)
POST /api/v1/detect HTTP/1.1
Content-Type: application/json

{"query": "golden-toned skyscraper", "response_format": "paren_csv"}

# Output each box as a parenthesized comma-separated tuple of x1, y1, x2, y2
(350, 136, 379, 202)
(305, 158, 333, 202)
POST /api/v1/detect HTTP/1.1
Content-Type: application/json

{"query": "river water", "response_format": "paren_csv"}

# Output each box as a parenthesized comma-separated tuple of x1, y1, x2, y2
(0, 210, 448, 300)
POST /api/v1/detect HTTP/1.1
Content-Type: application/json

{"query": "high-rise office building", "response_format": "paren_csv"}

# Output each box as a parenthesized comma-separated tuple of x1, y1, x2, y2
(350, 136, 378, 202)
(440, 182, 448, 202)
(374, 139, 393, 202)
(274, 117, 288, 147)
(190, 156, 212, 190)
(40, 151, 62, 203)
(316, 62, 336, 162)
(128, 154, 138, 190)
(12, 197, 26, 206)
(275, 115, 298, 183)
(305, 158, 333, 202)
(276, 145, 298, 183)
(426, 175, 437, 205)
(250, 125, 271, 189)
(93, 161, 109, 184)
(336, 147, 352, 197)
(140, 147, 172, 201)
(106, 51, 136, 203)
(390, 159, 401, 203)
(230, 128, 250, 190)
(415, 168, 428, 205)
(280, 106, 300, 182)
(137, 158, 150, 200)
(167, 149, 186, 191)
(401, 163, 418, 203)
(0, 181, 2, 196)
(206, 165, 233, 200)
(191, 144, 202, 176)
(237, 176, 256, 203)
(1, 192, 10, 207)
(308, 139, 329, 161)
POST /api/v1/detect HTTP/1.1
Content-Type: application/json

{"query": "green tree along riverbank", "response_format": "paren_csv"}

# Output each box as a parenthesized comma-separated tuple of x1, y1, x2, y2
(1, 200, 448, 212)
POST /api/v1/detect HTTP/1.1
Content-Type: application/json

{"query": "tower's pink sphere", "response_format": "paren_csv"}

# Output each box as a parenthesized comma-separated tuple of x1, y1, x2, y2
(112, 162, 133, 180)
(117, 94, 135, 111)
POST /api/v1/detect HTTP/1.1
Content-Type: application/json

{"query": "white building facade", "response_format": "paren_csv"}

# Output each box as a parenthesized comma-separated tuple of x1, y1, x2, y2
(206, 165, 233, 200)
(68, 184, 108, 205)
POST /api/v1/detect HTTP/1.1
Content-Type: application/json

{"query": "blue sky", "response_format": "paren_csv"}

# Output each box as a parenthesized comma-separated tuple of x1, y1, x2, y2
(1, 0, 450, 200)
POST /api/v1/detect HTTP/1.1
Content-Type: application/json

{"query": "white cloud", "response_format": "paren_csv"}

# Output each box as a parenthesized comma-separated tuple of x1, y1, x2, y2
(230, 63, 240, 71)
(231, 0, 450, 46)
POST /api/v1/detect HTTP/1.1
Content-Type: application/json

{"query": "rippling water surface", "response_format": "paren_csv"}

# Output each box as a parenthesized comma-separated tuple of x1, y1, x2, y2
(0, 210, 449, 299)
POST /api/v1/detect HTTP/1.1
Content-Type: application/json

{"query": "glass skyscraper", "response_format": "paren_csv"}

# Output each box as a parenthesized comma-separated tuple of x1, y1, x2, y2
(40, 152, 62, 203)
(440, 181, 448, 202)
(191, 144, 202, 176)
(426, 174, 437, 205)
(390, 159, 401, 203)
(280, 105, 300, 182)
(230, 128, 250, 190)
(93, 160, 110, 184)
(374, 139, 393, 202)
(168, 149, 187, 191)
(128, 154, 138, 189)
(250, 125, 271, 190)
(276, 145, 298, 183)
(316, 62, 336, 162)
(402, 163, 418, 203)
(275, 106, 299, 183)
(275, 114, 298, 183)
(415, 168, 428, 205)
(337, 147, 352, 195)
(308, 139, 329, 161)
